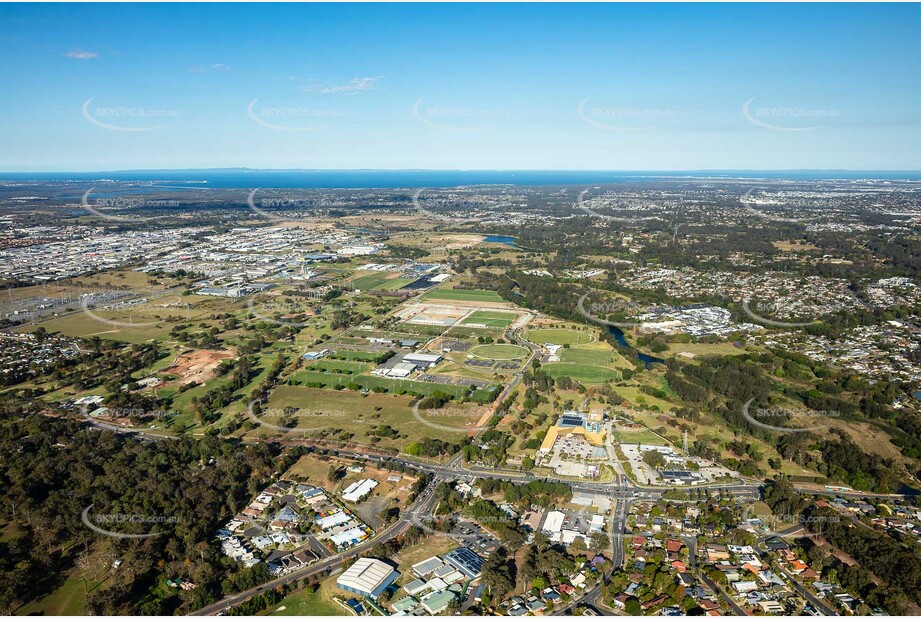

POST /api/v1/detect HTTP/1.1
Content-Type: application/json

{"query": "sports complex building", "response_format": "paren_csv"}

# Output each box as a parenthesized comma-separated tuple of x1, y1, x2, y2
(336, 557, 399, 598)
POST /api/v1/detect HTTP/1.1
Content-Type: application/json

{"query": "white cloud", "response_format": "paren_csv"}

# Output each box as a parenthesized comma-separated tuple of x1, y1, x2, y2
(64, 49, 99, 60)
(303, 76, 383, 95)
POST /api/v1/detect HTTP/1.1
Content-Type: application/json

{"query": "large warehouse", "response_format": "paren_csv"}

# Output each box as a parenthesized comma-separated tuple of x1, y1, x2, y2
(336, 557, 399, 598)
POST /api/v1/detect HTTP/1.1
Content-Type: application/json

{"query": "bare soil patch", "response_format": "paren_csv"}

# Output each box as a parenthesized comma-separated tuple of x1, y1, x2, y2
(163, 349, 235, 386)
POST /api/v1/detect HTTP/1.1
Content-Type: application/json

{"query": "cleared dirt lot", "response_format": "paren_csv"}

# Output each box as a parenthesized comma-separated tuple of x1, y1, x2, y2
(163, 349, 235, 386)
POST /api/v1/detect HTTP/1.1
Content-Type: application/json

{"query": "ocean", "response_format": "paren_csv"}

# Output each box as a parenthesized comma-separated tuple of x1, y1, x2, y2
(2, 169, 920, 189)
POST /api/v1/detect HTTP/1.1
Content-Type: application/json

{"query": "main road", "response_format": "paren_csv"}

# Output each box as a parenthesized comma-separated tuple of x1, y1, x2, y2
(190, 477, 444, 616)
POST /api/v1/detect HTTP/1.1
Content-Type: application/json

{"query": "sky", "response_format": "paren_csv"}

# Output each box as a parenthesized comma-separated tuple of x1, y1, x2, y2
(1, 2, 920, 172)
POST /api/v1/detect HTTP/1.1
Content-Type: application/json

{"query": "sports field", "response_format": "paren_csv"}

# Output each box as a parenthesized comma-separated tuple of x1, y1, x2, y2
(461, 310, 518, 328)
(379, 278, 415, 290)
(542, 363, 621, 383)
(351, 272, 414, 291)
(560, 348, 614, 365)
(424, 288, 505, 303)
(469, 343, 529, 360)
(328, 350, 380, 362)
(525, 327, 593, 345)
(307, 359, 366, 374)
(289, 371, 497, 402)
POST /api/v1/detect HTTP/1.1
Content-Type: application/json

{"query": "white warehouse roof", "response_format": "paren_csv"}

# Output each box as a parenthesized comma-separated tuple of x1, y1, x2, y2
(542, 510, 565, 534)
(337, 558, 396, 595)
(342, 478, 378, 502)
(403, 352, 443, 364)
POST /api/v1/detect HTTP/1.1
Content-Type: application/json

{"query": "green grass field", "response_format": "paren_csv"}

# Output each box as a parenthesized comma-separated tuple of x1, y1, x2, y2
(542, 362, 621, 383)
(306, 359, 366, 374)
(328, 350, 381, 362)
(261, 386, 483, 444)
(658, 341, 752, 359)
(424, 288, 505, 303)
(610, 426, 669, 446)
(396, 323, 451, 336)
(525, 328, 593, 345)
(560, 348, 614, 365)
(18, 311, 172, 343)
(378, 277, 415, 290)
(259, 578, 347, 616)
(17, 292, 232, 344)
(351, 273, 414, 291)
(612, 385, 676, 412)
(350, 272, 393, 289)
(289, 371, 497, 402)
(17, 575, 90, 615)
(461, 310, 518, 328)
(444, 326, 505, 339)
(469, 343, 529, 360)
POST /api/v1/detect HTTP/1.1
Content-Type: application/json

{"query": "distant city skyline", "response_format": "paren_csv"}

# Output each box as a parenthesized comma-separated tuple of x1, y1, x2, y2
(2, 3, 920, 171)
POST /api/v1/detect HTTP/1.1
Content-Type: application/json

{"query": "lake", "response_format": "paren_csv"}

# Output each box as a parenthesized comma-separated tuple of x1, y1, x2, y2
(482, 235, 521, 249)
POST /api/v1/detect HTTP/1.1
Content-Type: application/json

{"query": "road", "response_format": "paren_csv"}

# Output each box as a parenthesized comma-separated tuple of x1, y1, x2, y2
(609, 489, 631, 569)
(190, 478, 444, 616)
(550, 582, 601, 616)
(79, 425, 871, 618)
(698, 569, 747, 616)
(777, 565, 837, 616)
(183, 444, 764, 615)
(73, 412, 812, 617)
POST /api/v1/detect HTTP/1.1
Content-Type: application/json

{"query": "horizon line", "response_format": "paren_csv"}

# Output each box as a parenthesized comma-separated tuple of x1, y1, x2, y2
(3, 167, 921, 174)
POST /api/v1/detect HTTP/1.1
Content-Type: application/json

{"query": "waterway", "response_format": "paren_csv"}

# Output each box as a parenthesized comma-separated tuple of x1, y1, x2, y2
(482, 235, 521, 249)
(605, 324, 665, 368)
(9, 169, 921, 188)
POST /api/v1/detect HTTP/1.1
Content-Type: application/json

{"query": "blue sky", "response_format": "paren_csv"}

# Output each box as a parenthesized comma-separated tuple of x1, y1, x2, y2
(1, 3, 920, 171)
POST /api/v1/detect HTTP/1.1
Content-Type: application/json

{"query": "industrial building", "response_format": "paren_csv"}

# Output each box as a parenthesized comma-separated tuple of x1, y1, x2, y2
(443, 547, 484, 579)
(342, 478, 378, 502)
(336, 557, 398, 598)
(403, 352, 443, 367)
